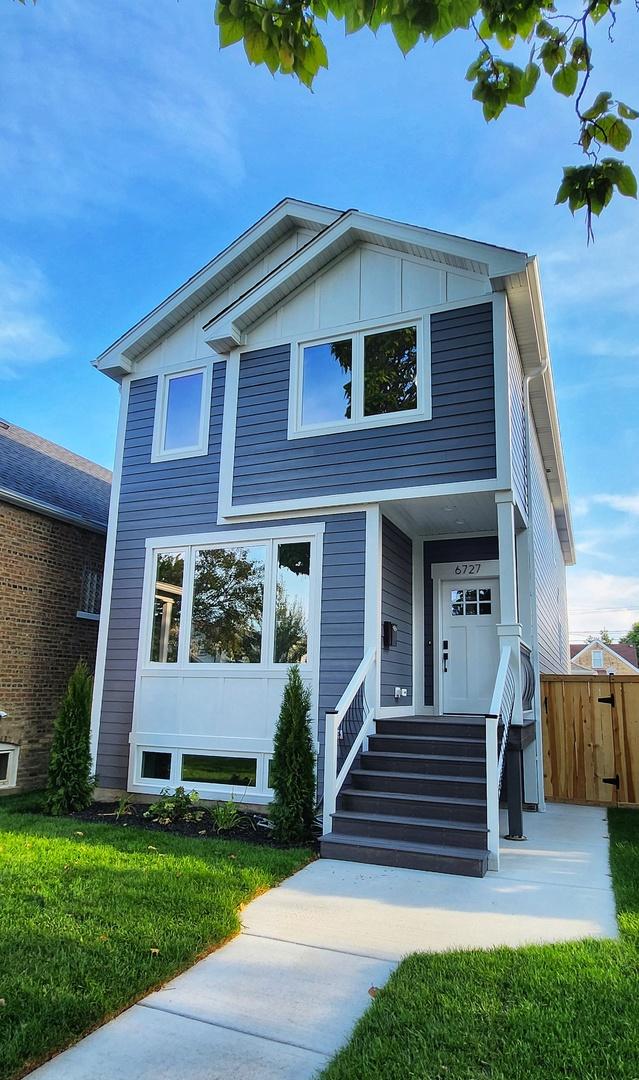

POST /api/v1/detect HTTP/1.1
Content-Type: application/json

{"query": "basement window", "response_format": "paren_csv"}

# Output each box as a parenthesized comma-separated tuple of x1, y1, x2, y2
(0, 744, 19, 788)
(141, 750, 172, 781)
(181, 754, 257, 787)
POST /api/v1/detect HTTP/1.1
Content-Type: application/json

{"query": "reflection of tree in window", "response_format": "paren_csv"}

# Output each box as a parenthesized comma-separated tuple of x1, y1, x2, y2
(328, 340, 353, 420)
(273, 544, 310, 660)
(150, 553, 184, 662)
(189, 547, 265, 663)
(363, 327, 417, 416)
(274, 542, 311, 663)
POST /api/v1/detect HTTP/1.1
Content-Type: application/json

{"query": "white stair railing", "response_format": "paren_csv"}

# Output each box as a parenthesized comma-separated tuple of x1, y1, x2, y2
(322, 647, 377, 835)
(485, 644, 517, 871)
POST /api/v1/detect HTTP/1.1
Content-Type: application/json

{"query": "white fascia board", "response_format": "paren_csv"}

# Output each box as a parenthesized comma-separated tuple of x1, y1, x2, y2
(203, 210, 529, 351)
(93, 200, 342, 379)
(500, 256, 575, 565)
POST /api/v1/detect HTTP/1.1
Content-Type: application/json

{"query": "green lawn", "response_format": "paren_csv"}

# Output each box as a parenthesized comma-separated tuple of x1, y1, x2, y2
(323, 808, 639, 1080)
(0, 792, 312, 1080)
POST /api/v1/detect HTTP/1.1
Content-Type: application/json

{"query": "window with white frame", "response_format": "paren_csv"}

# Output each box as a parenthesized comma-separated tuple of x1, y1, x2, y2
(0, 744, 19, 788)
(291, 315, 429, 437)
(146, 536, 315, 668)
(152, 366, 211, 461)
(591, 649, 604, 669)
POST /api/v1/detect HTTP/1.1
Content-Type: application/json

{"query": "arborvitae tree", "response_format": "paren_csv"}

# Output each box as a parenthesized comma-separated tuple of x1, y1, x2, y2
(270, 664, 315, 843)
(46, 661, 95, 815)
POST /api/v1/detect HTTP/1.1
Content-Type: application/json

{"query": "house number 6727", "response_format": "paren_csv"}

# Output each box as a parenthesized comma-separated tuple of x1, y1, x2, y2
(454, 564, 481, 575)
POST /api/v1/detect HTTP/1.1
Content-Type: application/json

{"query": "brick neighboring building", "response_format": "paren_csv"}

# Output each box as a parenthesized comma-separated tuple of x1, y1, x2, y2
(0, 421, 111, 792)
(570, 639, 639, 676)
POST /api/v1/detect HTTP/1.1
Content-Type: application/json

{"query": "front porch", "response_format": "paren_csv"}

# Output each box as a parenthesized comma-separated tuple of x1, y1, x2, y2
(321, 488, 539, 876)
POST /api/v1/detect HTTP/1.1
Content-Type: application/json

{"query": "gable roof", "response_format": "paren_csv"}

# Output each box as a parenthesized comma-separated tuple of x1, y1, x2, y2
(93, 199, 341, 379)
(0, 420, 112, 532)
(570, 640, 639, 671)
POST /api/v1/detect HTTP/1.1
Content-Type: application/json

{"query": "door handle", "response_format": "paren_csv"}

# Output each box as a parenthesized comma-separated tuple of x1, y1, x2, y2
(443, 652, 448, 672)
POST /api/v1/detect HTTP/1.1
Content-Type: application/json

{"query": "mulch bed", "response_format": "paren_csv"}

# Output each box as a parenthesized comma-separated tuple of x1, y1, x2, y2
(72, 801, 320, 850)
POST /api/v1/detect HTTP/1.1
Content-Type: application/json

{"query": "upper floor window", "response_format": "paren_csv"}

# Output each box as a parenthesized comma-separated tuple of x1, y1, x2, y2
(591, 649, 604, 669)
(151, 366, 211, 462)
(290, 314, 429, 439)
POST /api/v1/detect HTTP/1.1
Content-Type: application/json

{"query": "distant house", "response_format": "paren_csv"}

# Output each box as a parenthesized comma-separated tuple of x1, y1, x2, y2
(0, 421, 111, 792)
(570, 639, 639, 676)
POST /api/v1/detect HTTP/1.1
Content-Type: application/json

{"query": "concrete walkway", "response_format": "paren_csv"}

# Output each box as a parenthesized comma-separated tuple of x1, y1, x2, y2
(29, 803, 617, 1080)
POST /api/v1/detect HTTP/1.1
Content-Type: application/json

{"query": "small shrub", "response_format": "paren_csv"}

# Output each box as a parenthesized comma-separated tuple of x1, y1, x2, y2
(210, 800, 240, 833)
(144, 787, 205, 825)
(45, 661, 95, 815)
(115, 795, 133, 820)
(270, 665, 315, 843)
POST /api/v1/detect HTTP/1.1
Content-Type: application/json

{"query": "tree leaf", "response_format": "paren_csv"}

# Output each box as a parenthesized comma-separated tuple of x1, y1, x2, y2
(615, 164, 638, 198)
(552, 64, 578, 97)
(391, 16, 420, 54)
(618, 101, 639, 121)
(582, 91, 613, 120)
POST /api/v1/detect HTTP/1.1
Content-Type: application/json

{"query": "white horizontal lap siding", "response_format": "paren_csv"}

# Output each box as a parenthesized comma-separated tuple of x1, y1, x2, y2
(231, 304, 497, 506)
(507, 309, 528, 516)
(381, 517, 413, 707)
(530, 427, 569, 674)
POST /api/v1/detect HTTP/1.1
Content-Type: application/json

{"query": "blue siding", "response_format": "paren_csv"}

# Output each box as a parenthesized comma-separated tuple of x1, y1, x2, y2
(232, 303, 496, 505)
(423, 536, 499, 707)
(381, 517, 412, 707)
(96, 369, 367, 791)
(508, 312, 528, 515)
(530, 428, 569, 673)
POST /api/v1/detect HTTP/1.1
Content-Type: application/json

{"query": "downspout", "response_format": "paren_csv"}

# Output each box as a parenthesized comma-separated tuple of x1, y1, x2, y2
(523, 355, 549, 811)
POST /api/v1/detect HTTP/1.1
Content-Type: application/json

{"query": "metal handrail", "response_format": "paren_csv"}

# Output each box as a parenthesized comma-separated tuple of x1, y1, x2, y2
(322, 647, 376, 834)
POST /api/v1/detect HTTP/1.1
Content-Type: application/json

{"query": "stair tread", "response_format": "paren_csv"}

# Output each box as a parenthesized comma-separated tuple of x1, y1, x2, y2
(332, 809, 487, 832)
(341, 786, 484, 808)
(351, 769, 484, 785)
(371, 733, 485, 745)
(387, 715, 486, 724)
(322, 832, 488, 860)
(364, 751, 486, 764)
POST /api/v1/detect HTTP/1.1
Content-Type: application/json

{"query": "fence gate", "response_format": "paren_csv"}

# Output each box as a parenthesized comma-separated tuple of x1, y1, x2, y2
(541, 674, 639, 807)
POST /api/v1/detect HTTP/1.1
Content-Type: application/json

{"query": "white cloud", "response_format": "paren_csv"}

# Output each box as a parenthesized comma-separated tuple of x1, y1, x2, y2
(0, 1, 244, 219)
(0, 258, 66, 379)
(567, 568, 639, 639)
(592, 493, 639, 516)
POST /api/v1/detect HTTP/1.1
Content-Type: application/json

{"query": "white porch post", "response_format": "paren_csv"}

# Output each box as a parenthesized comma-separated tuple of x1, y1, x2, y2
(495, 491, 523, 726)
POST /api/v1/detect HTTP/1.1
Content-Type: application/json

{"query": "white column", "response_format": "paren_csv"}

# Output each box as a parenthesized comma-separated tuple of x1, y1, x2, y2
(496, 491, 523, 725)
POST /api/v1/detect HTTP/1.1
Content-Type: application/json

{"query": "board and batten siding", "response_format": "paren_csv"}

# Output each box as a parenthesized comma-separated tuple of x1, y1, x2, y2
(507, 308, 528, 516)
(232, 303, 496, 506)
(423, 536, 499, 707)
(529, 426, 570, 674)
(95, 367, 367, 791)
(381, 517, 413, 707)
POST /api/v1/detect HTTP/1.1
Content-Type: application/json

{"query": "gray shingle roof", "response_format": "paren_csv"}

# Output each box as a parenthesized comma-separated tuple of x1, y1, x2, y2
(0, 420, 111, 531)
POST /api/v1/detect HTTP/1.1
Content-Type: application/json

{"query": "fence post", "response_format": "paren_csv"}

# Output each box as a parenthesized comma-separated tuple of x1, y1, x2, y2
(322, 710, 338, 835)
(485, 713, 500, 871)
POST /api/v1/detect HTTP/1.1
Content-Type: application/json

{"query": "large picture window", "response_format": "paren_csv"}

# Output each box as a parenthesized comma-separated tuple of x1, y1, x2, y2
(145, 534, 317, 668)
(291, 314, 429, 437)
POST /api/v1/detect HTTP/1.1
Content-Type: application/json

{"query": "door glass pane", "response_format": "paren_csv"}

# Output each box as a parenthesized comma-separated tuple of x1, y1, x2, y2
(363, 326, 417, 416)
(466, 603, 478, 615)
(189, 546, 266, 663)
(479, 603, 492, 615)
(465, 589, 477, 603)
(150, 552, 184, 662)
(164, 371, 204, 451)
(479, 588, 491, 602)
(302, 340, 352, 425)
(274, 542, 311, 663)
(181, 754, 257, 787)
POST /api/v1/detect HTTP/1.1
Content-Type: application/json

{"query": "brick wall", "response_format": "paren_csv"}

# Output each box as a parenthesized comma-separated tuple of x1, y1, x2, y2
(0, 501, 106, 792)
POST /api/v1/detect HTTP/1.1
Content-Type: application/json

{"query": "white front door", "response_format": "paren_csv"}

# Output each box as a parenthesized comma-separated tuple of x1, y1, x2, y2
(441, 576, 500, 714)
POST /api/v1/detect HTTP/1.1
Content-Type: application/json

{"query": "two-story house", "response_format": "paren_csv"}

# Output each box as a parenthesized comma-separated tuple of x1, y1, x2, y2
(90, 199, 573, 877)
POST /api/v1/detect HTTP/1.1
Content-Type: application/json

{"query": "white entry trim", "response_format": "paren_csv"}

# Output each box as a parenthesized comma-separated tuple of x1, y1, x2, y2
(431, 559, 500, 715)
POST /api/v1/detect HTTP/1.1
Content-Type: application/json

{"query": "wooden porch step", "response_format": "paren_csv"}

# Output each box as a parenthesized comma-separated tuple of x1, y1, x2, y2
(320, 832, 489, 878)
(338, 786, 486, 823)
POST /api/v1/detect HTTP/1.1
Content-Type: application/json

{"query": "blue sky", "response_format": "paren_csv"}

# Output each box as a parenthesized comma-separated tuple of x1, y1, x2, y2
(2, 0, 638, 642)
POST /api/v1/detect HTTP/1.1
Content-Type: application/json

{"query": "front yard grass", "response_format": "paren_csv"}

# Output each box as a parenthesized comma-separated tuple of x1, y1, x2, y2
(323, 808, 639, 1080)
(0, 793, 312, 1080)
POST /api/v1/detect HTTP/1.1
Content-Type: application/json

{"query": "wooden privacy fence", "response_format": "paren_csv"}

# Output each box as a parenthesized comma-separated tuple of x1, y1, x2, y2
(542, 674, 639, 807)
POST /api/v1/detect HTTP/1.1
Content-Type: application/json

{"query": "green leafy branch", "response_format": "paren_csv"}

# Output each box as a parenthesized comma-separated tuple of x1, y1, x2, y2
(212, 0, 637, 236)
